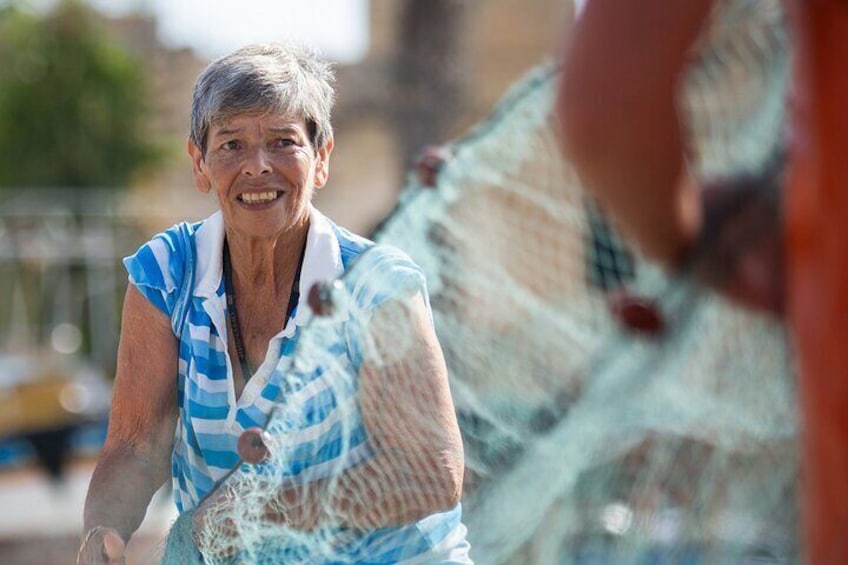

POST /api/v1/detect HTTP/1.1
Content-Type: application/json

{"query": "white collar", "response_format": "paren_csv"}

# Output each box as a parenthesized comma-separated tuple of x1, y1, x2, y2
(193, 206, 345, 327)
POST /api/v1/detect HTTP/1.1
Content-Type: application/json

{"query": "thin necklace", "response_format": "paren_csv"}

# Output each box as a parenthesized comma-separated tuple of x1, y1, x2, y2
(222, 237, 306, 380)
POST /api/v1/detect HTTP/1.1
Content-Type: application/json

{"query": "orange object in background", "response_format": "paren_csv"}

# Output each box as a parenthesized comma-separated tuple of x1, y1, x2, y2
(786, 1, 848, 563)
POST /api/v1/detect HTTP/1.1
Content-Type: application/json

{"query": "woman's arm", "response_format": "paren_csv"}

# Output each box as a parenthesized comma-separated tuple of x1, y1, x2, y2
(79, 286, 178, 563)
(328, 291, 464, 526)
(558, 0, 715, 265)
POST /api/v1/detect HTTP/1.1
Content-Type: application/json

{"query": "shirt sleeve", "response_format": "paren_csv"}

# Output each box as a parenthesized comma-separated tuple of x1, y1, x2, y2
(342, 244, 433, 370)
(122, 224, 191, 319)
(346, 244, 431, 319)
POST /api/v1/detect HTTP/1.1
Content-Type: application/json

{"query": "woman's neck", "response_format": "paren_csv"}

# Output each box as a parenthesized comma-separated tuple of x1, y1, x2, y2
(225, 217, 310, 299)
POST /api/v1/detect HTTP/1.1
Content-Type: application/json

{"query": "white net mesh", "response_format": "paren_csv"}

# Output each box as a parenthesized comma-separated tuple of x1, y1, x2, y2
(160, 246, 468, 564)
(157, 0, 798, 562)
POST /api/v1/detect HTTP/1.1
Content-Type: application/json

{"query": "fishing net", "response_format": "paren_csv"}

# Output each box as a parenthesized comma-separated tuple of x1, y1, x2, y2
(159, 246, 468, 564)
(156, 0, 798, 562)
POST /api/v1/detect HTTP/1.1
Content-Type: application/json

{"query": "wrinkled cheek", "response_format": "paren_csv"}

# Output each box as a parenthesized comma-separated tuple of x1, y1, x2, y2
(291, 186, 314, 211)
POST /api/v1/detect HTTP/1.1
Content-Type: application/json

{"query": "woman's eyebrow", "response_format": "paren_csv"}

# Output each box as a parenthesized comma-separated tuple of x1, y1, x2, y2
(212, 127, 242, 138)
(268, 126, 301, 135)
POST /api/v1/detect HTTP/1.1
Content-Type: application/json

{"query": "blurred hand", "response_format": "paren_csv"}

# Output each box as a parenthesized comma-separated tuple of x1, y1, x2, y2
(77, 526, 126, 565)
(689, 168, 785, 316)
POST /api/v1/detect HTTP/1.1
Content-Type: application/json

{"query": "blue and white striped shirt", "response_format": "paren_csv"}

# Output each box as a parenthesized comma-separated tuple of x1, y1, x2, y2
(124, 207, 471, 563)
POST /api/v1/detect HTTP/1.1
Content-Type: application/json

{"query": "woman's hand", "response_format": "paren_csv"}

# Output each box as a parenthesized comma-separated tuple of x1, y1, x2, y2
(76, 526, 126, 565)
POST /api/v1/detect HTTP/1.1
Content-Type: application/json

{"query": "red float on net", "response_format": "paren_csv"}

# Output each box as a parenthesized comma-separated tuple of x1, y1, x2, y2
(608, 289, 666, 337)
(237, 427, 270, 464)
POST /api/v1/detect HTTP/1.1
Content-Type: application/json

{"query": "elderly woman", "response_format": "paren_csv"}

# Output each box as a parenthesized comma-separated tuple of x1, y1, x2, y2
(80, 43, 470, 564)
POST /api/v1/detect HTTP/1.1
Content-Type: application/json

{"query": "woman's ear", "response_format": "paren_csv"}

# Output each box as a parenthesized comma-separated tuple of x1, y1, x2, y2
(187, 138, 212, 194)
(314, 136, 334, 189)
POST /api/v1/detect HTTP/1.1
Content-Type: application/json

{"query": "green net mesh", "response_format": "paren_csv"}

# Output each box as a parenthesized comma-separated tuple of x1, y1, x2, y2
(157, 0, 797, 562)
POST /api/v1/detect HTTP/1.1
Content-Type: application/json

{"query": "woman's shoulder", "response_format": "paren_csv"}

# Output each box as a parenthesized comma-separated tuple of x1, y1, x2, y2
(343, 246, 427, 314)
(138, 212, 220, 262)
(319, 215, 425, 305)
(329, 222, 375, 270)
(122, 216, 212, 312)
(129, 218, 204, 272)
(325, 219, 419, 272)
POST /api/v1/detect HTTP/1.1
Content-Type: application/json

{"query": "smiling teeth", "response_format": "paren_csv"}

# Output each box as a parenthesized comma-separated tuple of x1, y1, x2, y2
(241, 191, 279, 204)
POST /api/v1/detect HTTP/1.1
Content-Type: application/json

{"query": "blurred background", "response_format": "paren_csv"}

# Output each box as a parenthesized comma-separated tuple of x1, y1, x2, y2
(0, 0, 570, 562)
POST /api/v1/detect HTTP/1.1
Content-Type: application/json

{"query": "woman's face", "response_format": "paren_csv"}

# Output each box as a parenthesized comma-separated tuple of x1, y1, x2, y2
(188, 112, 333, 240)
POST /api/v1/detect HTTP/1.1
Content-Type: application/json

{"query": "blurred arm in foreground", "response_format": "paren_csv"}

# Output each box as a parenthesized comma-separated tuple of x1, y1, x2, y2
(558, 0, 784, 314)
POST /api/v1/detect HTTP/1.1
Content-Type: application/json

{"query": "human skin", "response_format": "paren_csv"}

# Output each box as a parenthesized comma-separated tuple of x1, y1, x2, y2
(558, 0, 714, 266)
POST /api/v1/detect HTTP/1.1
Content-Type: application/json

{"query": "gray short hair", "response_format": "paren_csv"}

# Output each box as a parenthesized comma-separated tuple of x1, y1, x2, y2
(190, 43, 335, 153)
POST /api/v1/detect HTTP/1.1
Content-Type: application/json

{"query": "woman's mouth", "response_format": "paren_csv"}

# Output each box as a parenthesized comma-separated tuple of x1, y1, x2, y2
(237, 191, 282, 205)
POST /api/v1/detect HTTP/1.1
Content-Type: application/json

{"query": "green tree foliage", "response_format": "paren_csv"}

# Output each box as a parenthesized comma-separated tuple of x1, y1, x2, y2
(0, 1, 159, 188)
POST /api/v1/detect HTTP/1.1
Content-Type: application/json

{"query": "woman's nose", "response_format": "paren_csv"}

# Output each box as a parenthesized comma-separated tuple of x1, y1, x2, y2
(242, 147, 272, 176)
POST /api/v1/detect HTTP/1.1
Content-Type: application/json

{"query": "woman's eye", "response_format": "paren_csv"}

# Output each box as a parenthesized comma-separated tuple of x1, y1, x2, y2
(272, 138, 295, 149)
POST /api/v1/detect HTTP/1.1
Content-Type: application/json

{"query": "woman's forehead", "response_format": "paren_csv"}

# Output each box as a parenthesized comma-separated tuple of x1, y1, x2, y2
(210, 112, 308, 136)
